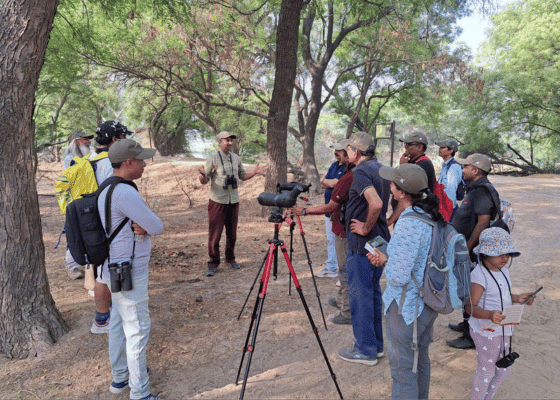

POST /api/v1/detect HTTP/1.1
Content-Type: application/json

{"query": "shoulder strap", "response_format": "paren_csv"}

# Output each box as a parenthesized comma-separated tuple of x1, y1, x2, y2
(415, 155, 430, 163)
(479, 182, 503, 219)
(96, 176, 137, 241)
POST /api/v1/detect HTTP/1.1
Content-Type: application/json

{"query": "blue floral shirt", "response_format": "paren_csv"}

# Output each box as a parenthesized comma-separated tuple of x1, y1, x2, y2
(382, 206, 432, 325)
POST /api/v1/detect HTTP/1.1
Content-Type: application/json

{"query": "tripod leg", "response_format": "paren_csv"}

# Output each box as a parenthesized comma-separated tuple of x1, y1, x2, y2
(237, 243, 275, 399)
(279, 244, 344, 399)
(237, 252, 268, 320)
(297, 220, 328, 330)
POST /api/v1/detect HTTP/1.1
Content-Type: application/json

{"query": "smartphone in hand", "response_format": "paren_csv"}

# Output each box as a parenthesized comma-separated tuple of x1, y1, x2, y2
(365, 236, 389, 257)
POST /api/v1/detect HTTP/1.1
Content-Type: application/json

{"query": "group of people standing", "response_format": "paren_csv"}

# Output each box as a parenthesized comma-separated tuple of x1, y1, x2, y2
(291, 131, 537, 399)
(61, 125, 537, 400)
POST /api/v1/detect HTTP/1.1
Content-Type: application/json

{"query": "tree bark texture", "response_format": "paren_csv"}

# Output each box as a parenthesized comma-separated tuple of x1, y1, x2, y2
(0, 0, 68, 359)
(265, 0, 304, 195)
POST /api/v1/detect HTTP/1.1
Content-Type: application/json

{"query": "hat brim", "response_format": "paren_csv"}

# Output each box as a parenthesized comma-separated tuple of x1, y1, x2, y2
(399, 137, 414, 143)
(134, 148, 156, 160)
(473, 245, 521, 258)
(455, 157, 470, 166)
(434, 141, 447, 147)
(379, 166, 398, 182)
(219, 134, 237, 140)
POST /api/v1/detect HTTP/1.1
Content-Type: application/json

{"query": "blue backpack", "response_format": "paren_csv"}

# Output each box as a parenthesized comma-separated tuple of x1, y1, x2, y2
(399, 212, 472, 373)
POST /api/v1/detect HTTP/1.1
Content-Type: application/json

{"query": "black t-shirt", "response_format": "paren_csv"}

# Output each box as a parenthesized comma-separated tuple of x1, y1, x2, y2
(412, 156, 436, 192)
(451, 177, 497, 242)
(345, 157, 391, 254)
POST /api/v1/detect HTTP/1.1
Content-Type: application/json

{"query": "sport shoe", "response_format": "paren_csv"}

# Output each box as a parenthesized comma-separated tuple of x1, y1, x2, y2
(109, 367, 150, 394)
(109, 379, 128, 394)
(446, 335, 475, 349)
(449, 321, 465, 333)
(140, 394, 161, 400)
(335, 280, 341, 287)
(227, 261, 241, 269)
(91, 319, 109, 334)
(338, 348, 378, 366)
(329, 313, 352, 325)
(67, 268, 84, 280)
(206, 266, 216, 277)
(315, 268, 338, 278)
(328, 296, 340, 309)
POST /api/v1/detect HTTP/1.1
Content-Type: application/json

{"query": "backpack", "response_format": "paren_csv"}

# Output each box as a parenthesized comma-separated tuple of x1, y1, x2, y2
(416, 155, 453, 222)
(479, 182, 515, 233)
(64, 176, 136, 273)
(399, 212, 472, 373)
(55, 152, 108, 214)
(448, 158, 467, 201)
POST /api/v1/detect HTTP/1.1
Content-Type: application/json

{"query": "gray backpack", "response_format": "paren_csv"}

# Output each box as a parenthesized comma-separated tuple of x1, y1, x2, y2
(399, 212, 472, 372)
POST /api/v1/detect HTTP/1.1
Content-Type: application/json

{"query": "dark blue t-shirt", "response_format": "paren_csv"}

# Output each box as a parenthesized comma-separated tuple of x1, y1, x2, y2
(345, 157, 391, 255)
(324, 161, 346, 217)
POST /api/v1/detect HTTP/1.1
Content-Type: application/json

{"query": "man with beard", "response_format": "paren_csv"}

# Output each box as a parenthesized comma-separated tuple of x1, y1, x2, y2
(63, 131, 94, 169)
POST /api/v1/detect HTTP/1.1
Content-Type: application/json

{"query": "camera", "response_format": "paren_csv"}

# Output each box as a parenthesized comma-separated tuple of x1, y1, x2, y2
(495, 351, 519, 368)
(223, 174, 238, 189)
(257, 182, 311, 208)
(108, 260, 133, 293)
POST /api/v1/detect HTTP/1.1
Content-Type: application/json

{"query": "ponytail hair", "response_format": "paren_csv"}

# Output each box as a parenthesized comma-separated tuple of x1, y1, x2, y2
(395, 185, 444, 223)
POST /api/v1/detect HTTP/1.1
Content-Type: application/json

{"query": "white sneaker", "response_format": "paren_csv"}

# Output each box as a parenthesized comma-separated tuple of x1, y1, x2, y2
(336, 280, 341, 287)
(91, 319, 109, 334)
(67, 268, 84, 280)
(314, 268, 338, 278)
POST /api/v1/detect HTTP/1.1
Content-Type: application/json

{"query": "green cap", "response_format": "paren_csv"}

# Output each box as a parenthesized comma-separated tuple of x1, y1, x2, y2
(379, 164, 428, 194)
(108, 139, 156, 163)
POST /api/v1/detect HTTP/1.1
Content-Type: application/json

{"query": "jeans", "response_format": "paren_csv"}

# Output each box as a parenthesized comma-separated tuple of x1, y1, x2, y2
(346, 250, 383, 357)
(109, 273, 151, 399)
(386, 301, 438, 399)
(324, 216, 337, 271)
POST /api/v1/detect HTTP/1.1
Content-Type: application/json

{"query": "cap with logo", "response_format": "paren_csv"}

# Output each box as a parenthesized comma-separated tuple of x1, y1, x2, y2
(109, 139, 156, 163)
(399, 131, 428, 145)
(332, 138, 351, 151)
(434, 139, 459, 153)
(348, 132, 375, 152)
(455, 153, 491, 173)
(379, 163, 428, 194)
(217, 131, 237, 140)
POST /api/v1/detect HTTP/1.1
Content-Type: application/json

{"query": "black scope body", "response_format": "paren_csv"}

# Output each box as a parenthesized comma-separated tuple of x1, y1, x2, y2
(257, 182, 311, 208)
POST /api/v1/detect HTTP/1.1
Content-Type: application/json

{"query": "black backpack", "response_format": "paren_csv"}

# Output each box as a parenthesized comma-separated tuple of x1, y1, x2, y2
(65, 176, 137, 274)
(448, 158, 467, 201)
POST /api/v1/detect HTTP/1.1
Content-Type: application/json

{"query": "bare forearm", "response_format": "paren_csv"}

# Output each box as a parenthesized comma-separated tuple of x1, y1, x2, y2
(467, 217, 491, 251)
(305, 201, 339, 215)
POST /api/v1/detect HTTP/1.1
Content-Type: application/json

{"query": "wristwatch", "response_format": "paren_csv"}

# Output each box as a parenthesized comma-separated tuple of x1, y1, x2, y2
(301, 208, 307, 216)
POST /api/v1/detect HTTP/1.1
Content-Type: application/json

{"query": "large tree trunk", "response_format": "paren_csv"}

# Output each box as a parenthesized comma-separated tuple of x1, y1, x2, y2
(0, 0, 68, 359)
(265, 0, 304, 194)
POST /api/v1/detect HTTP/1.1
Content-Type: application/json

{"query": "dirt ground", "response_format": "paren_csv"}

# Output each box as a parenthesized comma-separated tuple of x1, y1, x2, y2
(1, 157, 559, 399)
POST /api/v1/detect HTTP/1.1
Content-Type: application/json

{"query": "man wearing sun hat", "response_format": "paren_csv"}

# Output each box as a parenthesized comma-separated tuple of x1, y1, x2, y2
(98, 138, 164, 399)
(448, 153, 503, 350)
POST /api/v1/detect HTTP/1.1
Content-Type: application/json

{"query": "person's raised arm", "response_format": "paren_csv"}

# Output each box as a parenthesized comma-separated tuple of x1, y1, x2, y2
(240, 163, 268, 181)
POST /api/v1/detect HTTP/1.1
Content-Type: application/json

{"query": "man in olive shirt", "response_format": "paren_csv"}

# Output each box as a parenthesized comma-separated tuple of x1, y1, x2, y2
(198, 131, 268, 277)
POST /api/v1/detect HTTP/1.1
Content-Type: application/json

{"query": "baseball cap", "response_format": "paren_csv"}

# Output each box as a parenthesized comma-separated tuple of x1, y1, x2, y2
(217, 131, 237, 140)
(96, 121, 132, 144)
(332, 139, 350, 150)
(455, 153, 491, 173)
(379, 164, 428, 194)
(434, 139, 459, 153)
(68, 131, 93, 142)
(399, 131, 428, 145)
(347, 132, 375, 152)
(108, 139, 156, 163)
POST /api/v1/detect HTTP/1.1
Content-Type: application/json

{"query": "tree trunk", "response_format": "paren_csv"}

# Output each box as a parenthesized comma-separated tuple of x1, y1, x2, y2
(265, 0, 304, 195)
(0, 0, 68, 359)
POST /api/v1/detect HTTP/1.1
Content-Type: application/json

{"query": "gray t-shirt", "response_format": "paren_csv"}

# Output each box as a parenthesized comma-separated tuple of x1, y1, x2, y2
(97, 182, 163, 282)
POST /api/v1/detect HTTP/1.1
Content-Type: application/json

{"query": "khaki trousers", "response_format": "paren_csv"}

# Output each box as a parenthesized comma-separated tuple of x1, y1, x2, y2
(334, 233, 351, 318)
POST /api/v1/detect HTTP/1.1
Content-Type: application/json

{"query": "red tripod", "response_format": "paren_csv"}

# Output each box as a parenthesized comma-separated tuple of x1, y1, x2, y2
(235, 210, 343, 399)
